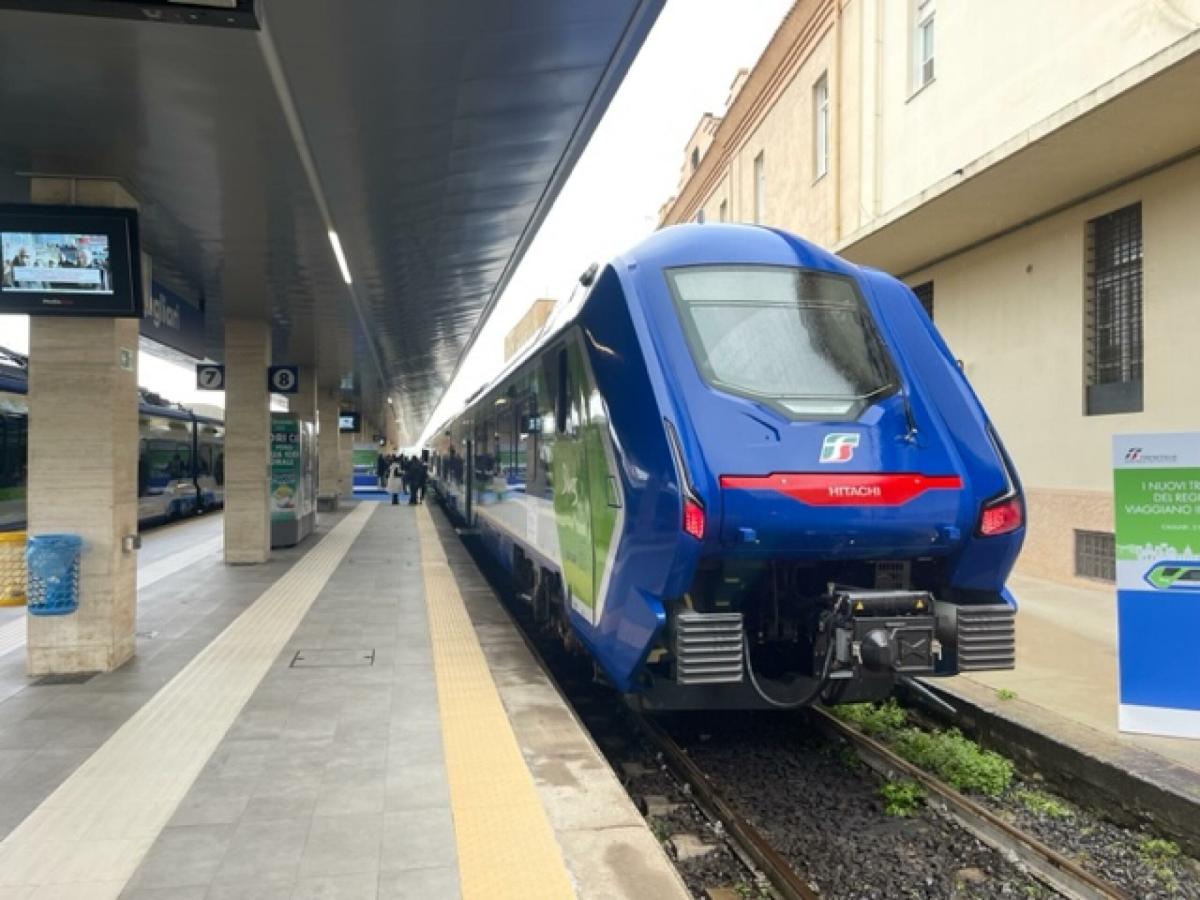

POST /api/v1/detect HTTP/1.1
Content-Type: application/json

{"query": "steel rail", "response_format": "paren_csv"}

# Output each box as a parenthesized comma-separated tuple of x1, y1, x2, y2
(629, 711, 820, 900)
(812, 707, 1132, 900)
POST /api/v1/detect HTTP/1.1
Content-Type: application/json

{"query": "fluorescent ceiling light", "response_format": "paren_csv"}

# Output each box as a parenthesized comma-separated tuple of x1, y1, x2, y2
(328, 231, 352, 285)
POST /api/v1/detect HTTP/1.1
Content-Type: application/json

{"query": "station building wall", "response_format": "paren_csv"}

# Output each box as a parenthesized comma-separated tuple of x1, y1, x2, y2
(905, 153, 1200, 587)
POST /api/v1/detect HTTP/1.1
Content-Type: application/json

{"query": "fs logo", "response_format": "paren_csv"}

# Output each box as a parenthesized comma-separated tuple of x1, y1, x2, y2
(820, 433, 860, 464)
(1124, 447, 1142, 462)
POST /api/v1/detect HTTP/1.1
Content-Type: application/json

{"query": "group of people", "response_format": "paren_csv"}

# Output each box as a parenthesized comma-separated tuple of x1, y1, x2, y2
(377, 451, 428, 506)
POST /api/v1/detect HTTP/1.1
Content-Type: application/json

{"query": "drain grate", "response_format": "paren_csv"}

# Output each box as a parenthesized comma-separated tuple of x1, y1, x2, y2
(32, 672, 98, 686)
(289, 649, 375, 668)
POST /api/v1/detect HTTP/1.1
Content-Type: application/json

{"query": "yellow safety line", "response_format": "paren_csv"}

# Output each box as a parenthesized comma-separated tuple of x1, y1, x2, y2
(416, 506, 575, 900)
(0, 503, 376, 900)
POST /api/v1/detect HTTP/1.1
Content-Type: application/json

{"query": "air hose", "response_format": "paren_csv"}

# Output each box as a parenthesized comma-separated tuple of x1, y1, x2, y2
(742, 595, 849, 710)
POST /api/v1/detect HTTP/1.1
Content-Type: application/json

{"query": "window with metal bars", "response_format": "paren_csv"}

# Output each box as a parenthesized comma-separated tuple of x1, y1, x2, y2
(911, 281, 934, 319)
(1084, 203, 1143, 415)
(1074, 529, 1115, 582)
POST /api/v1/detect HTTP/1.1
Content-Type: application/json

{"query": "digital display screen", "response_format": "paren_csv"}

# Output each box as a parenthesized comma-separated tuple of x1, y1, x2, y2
(338, 413, 360, 432)
(0, 205, 141, 317)
(2, 232, 113, 295)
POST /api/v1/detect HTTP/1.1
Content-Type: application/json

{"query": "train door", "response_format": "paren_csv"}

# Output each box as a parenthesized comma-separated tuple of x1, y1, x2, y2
(464, 438, 473, 525)
(553, 341, 598, 625)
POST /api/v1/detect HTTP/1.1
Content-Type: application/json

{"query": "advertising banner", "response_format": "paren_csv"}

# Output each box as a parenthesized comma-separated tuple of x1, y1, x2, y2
(271, 417, 301, 523)
(1112, 433, 1200, 738)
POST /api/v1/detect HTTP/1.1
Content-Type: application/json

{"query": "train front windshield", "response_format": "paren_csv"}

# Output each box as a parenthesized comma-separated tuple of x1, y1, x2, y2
(666, 265, 895, 417)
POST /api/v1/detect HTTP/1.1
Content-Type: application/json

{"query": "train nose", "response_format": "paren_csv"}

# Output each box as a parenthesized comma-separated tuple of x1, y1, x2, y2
(718, 472, 967, 557)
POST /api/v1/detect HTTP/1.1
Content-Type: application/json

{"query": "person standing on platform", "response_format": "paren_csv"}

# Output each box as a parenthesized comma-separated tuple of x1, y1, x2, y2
(376, 452, 389, 486)
(407, 455, 427, 505)
(386, 457, 404, 506)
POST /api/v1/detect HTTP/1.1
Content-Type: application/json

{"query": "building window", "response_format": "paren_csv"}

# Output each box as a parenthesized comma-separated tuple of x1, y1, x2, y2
(913, 0, 935, 90)
(753, 152, 765, 224)
(719, 199, 728, 223)
(813, 72, 829, 180)
(1084, 203, 1143, 415)
(691, 146, 700, 172)
(695, 209, 706, 225)
(911, 281, 934, 319)
(1074, 529, 1115, 583)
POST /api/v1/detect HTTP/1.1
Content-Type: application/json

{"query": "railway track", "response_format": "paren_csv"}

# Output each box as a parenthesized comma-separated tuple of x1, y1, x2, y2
(631, 702, 1133, 900)
(450, 522, 1169, 899)
(630, 711, 819, 900)
(810, 708, 1131, 900)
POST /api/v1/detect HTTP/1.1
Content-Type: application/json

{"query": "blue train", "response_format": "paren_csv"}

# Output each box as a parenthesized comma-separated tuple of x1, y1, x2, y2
(0, 348, 224, 530)
(431, 224, 1024, 709)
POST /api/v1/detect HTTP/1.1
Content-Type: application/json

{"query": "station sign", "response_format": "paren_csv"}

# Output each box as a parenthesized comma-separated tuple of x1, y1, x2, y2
(1112, 432, 1200, 739)
(268, 366, 299, 394)
(195, 363, 225, 391)
(141, 280, 206, 359)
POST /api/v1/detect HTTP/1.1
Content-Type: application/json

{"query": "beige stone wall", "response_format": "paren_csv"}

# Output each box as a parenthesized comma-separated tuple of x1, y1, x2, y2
(908, 154, 1200, 494)
(504, 298, 556, 362)
(869, 0, 1200, 218)
(1020, 487, 1114, 587)
(906, 155, 1200, 586)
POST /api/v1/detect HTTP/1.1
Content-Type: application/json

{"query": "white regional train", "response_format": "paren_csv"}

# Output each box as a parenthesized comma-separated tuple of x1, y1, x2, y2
(0, 348, 224, 530)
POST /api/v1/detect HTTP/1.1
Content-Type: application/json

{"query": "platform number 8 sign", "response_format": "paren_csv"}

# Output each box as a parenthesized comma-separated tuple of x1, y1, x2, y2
(268, 365, 300, 394)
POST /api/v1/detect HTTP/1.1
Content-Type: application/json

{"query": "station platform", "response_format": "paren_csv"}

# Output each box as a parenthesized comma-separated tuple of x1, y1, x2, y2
(935, 572, 1200, 811)
(0, 503, 689, 900)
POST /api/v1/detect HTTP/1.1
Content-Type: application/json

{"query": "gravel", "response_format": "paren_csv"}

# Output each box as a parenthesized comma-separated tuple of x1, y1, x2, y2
(664, 711, 1047, 899)
(995, 774, 1200, 899)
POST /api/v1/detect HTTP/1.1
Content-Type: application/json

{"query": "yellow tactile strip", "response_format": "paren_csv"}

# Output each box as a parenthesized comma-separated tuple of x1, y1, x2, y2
(0, 503, 376, 900)
(416, 505, 576, 900)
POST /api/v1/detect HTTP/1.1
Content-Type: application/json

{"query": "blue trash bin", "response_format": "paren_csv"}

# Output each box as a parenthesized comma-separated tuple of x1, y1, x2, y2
(26, 534, 82, 616)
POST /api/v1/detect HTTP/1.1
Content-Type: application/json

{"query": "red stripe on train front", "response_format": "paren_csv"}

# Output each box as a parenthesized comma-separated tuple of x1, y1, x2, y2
(719, 473, 962, 507)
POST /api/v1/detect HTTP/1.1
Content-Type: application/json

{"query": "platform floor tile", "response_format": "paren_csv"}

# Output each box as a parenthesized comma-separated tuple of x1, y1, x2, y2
(0, 504, 377, 899)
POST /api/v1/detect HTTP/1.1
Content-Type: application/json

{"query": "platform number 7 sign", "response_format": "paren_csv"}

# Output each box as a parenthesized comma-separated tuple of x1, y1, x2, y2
(195, 364, 225, 391)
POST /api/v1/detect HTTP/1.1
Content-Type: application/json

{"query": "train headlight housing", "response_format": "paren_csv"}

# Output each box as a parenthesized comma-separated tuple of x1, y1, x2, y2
(978, 495, 1023, 536)
(683, 497, 706, 541)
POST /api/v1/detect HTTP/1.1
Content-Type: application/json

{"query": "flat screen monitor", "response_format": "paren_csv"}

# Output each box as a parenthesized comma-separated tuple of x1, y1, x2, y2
(0, 204, 142, 316)
(338, 412, 360, 433)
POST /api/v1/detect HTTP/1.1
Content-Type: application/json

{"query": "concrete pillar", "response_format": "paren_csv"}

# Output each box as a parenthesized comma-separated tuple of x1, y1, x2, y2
(25, 176, 140, 676)
(291, 366, 316, 424)
(224, 319, 270, 564)
(26, 319, 140, 674)
(338, 429, 354, 497)
(317, 381, 340, 510)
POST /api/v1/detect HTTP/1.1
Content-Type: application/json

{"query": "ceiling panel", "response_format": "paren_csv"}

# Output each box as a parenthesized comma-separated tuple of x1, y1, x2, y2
(0, 0, 662, 438)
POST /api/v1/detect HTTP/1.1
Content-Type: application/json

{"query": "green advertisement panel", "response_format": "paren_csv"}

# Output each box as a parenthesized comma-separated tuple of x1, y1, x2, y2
(270, 417, 301, 523)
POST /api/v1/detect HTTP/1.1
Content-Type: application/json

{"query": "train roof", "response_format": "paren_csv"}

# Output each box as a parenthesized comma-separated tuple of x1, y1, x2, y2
(0, 345, 224, 424)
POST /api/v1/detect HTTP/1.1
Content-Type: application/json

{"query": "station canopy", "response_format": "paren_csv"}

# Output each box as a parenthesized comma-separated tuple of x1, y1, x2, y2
(0, 0, 663, 440)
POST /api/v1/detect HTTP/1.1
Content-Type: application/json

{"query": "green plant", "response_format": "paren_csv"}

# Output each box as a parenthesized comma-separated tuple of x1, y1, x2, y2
(1132, 840, 1180, 883)
(893, 727, 1013, 798)
(834, 699, 908, 737)
(879, 779, 925, 817)
(1015, 789, 1071, 819)
(996, 688, 1018, 701)
(733, 881, 771, 899)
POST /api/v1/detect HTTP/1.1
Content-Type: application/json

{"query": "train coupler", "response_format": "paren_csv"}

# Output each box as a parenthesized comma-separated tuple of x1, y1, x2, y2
(827, 587, 939, 676)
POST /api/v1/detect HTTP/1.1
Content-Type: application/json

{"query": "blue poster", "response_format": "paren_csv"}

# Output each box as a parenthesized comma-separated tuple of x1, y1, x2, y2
(1113, 432, 1200, 739)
